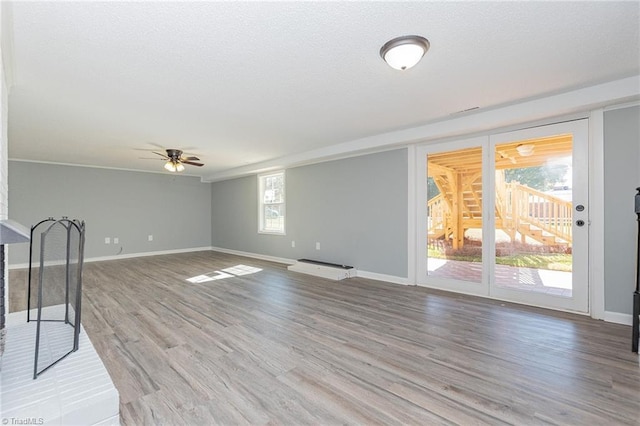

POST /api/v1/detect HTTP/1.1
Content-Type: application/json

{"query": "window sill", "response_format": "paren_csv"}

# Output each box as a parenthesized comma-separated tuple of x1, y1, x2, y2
(258, 230, 286, 236)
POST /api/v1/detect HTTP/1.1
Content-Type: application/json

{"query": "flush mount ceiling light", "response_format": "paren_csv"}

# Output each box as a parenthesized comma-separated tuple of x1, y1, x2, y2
(380, 35, 430, 70)
(516, 144, 535, 157)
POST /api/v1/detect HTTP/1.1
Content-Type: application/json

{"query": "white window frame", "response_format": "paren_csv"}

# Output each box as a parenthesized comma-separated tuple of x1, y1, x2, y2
(258, 170, 286, 235)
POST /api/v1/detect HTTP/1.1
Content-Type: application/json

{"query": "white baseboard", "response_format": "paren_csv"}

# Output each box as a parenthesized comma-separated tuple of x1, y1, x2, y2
(9, 246, 213, 270)
(355, 270, 411, 286)
(604, 311, 634, 326)
(87, 246, 213, 264)
(210, 246, 296, 265)
(209, 247, 410, 286)
(19, 246, 629, 328)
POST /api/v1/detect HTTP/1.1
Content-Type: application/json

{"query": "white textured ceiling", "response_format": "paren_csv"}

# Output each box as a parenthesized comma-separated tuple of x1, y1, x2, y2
(6, 1, 640, 180)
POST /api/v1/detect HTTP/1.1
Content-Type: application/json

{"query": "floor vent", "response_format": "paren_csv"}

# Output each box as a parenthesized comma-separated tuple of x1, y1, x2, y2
(287, 259, 356, 281)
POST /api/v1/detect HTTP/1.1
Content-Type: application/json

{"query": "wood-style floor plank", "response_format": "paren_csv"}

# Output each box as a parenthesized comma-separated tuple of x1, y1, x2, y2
(8, 250, 640, 425)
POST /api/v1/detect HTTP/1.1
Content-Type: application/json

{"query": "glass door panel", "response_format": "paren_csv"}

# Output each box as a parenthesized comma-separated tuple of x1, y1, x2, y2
(427, 146, 484, 283)
(494, 135, 573, 296)
(417, 136, 489, 296)
(490, 120, 589, 313)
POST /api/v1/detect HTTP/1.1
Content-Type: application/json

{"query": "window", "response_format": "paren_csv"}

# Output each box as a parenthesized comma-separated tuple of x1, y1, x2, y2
(258, 171, 285, 234)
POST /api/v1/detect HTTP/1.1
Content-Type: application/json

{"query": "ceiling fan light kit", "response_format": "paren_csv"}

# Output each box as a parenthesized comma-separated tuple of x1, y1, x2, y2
(151, 148, 204, 172)
(380, 35, 430, 70)
(164, 161, 185, 172)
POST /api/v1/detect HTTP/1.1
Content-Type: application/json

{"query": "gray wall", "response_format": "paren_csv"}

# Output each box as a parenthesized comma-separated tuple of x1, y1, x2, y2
(604, 105, 640, 314)
(211, 149, 408, 277)
(8, 161, 212, 264)
(9, 106, 639, 315)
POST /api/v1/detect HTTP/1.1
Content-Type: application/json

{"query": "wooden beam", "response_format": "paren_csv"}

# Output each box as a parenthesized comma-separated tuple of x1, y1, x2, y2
(452, 171, 465, 249)
(427, 162, 456, 177)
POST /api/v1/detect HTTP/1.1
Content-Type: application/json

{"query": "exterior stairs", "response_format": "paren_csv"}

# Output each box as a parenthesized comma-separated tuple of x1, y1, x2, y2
(427, 176, 572, 248)
(517, 223, 560, 245)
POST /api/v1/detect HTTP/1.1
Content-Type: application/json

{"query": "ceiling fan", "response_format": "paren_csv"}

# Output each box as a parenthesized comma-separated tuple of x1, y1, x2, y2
(152, 149, 204, 172)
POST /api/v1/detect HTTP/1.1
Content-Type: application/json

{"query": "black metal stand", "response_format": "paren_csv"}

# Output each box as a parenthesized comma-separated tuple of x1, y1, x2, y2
(30, 217, 85, 379)
(633, 188, 640, 353)
(27, 217, 55, 322)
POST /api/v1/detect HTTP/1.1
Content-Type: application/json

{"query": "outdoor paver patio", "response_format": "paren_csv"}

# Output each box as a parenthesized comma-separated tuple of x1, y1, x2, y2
(427, 258, 572, 297)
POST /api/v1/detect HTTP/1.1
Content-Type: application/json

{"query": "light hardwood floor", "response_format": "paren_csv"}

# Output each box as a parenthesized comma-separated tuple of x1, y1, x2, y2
(9, 251, 640, 425)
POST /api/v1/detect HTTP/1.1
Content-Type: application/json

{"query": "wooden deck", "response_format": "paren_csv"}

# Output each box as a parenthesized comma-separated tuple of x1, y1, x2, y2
(8, 250, 640, 425)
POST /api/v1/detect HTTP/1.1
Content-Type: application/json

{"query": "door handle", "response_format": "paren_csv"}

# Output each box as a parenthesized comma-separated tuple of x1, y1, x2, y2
(576, 220, 585, 227)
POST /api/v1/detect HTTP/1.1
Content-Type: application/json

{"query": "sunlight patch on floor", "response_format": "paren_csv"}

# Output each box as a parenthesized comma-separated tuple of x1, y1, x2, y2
(186, 264, 263, 283)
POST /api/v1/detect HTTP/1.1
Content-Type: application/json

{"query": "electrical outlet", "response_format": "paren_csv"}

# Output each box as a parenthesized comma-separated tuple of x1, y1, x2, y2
(148, 235, 153, 242)
(315, 242, 320, 250)
(291, 241, 295, 248)
(104, 237, 111, 244)
(113, 237, 119, 244)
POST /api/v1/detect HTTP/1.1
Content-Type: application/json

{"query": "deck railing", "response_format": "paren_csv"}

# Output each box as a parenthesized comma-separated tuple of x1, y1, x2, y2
(427, 180, 573, 244)
(427, 193, 448, 239)
(506, 182, 572, 243)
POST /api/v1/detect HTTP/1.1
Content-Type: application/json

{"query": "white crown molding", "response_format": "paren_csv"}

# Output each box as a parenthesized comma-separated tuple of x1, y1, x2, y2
(603, 100, 640, 111)
(8, 158, 204, 179)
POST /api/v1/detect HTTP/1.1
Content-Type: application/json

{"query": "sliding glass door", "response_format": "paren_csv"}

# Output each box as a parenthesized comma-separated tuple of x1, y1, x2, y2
(417, 120, 589, 313)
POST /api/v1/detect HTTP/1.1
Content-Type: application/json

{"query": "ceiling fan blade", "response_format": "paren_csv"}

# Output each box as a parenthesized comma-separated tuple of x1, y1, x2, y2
(182, 156, 200, 161)
(139, 157, 166, 160)
(182, 161, 204, 167)
(152, 151, 170, 159)
(147, 142, 167, 150)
